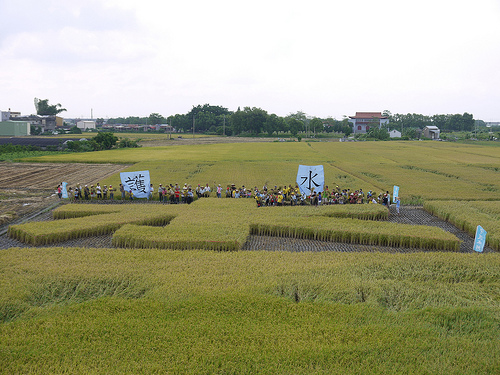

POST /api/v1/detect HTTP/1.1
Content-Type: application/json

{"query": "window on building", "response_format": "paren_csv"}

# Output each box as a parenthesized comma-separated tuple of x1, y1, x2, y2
(358, 126, 361, 130)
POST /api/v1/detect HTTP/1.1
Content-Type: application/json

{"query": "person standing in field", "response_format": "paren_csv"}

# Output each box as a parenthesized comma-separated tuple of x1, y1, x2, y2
(382, 193, 388, 206)
(109, 185, 115, 200)
(174, 187, 180, 204)
(277, 191, 284, 206)
(396, 196, 401, 215)
(204, 183, 211, 197)
(120, 184, 125, 200)
(84, 185, 89, 200)
(96, 183, 102, 199)
(217, 184, 222, 198)
(148, 183, 153, 200)
(169, 185, 175, 203)
(187, 188, 194, 204)
(158, 184, 163, 202)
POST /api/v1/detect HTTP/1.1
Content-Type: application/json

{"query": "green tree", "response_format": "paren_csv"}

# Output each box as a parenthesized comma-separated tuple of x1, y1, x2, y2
(287, 118, 303, 137)
(187, 104, 232, 133)
(93, 132, 118, 150)
(264, 114, 281, 136)
(367, 127, 390, 140)
(230, 107, 267, 135)
(230, 108, 245, 135)
(309, 118, 323, 135)
(341, 118, 353, 136)
(402, 128, 417, 139)
(118, 138, 140, 148)
(68, 126, 82, 134)
(34, 98, 66, 115)
(30, 125, 42, 135)
(168, 114, 190, 133)
(148, 113, 167, 126)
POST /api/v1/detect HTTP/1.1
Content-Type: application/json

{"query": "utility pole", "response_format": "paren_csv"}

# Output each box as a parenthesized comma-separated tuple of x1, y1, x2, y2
(223, 115, 226, 136)
(193, 116, 195, 138)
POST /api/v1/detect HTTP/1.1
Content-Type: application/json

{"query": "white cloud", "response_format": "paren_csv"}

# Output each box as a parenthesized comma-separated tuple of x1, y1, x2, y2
(1, 0, 500, 120)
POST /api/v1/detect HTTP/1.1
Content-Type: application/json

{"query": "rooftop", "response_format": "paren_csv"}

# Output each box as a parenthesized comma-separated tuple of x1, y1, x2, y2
(349, 112, 388, 119)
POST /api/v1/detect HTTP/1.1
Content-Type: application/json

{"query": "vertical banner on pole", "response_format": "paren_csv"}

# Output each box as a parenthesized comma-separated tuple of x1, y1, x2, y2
(393, 185, 400, 203)
(296, 165, 324, 197)
(473, 225, 487, 253)
(120, 171, 151, 198)
(61, 182, 68, 199)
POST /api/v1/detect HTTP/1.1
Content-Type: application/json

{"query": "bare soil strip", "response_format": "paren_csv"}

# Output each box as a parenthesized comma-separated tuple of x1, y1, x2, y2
(0, 162, 130, 189)
(0, 162, 130, 227)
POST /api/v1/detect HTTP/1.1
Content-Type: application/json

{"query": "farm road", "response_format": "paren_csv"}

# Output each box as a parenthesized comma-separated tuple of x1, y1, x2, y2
(0, 203, 493, 253)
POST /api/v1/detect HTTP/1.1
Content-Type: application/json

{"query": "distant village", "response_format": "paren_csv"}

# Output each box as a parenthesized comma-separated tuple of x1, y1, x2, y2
(0, 110, 175, 136)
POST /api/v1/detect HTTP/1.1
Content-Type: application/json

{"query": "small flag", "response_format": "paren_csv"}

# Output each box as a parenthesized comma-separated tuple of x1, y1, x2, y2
(61, 182, 68, 199)
(393, 185, 399, 203)
(473, 225, 487, 253)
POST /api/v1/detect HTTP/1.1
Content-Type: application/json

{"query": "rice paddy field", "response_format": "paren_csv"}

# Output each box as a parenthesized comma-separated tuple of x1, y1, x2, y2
(3, 139, 500, 374)
(24, 140, 500, 201)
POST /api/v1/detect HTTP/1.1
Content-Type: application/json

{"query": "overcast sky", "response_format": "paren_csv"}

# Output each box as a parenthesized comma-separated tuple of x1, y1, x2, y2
(1, 0, 500, 121)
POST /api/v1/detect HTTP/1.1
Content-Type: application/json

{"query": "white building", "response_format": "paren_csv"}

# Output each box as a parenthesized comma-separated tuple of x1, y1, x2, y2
(348, 112, 389, 134)
(388, 129, 401, 138)
(76, 120, 96, 130)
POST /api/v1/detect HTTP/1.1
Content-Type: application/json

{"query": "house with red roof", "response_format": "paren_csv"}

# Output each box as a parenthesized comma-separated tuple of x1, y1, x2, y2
(348, 112, 389, 134)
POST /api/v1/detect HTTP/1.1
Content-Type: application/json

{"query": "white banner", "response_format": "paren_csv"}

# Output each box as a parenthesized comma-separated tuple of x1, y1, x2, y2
(61, 182, 68, 199)
(473, 225, 487, 253)
(296, 165, 324, 196)
(120, 170, 150, 198)
(393, 185, 400, 203)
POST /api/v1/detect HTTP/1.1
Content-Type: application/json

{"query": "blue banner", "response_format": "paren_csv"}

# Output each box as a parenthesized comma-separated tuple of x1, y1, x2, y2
(393, 185, 399, 203)
(473, 225, 487, 253)
(61, 182, 68, 199)
(296, 165, 324, 197)
(120, 170, 151, 199)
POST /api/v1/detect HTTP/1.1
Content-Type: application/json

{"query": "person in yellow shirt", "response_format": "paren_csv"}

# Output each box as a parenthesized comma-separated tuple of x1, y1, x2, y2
(277, 191, 284, 206)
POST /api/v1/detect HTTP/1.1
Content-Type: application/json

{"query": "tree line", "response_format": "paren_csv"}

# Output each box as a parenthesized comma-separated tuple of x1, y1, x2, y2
(103, 105, 479, 137)
(384, 111, 475, 132)
(34, 98, 480, 136)
(105, 104, 352, 137)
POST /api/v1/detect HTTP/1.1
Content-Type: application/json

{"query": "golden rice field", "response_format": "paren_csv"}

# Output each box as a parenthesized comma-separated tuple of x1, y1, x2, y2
(1, 248, 499, 374)
(425, 200, 500, 251)
(8, 200, 460, 251)
(4, 139, 500, 374)
(24, 140, 500, 201)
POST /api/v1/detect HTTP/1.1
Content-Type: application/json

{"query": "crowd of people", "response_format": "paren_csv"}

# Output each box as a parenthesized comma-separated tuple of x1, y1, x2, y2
(57, 182, 398, 211)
